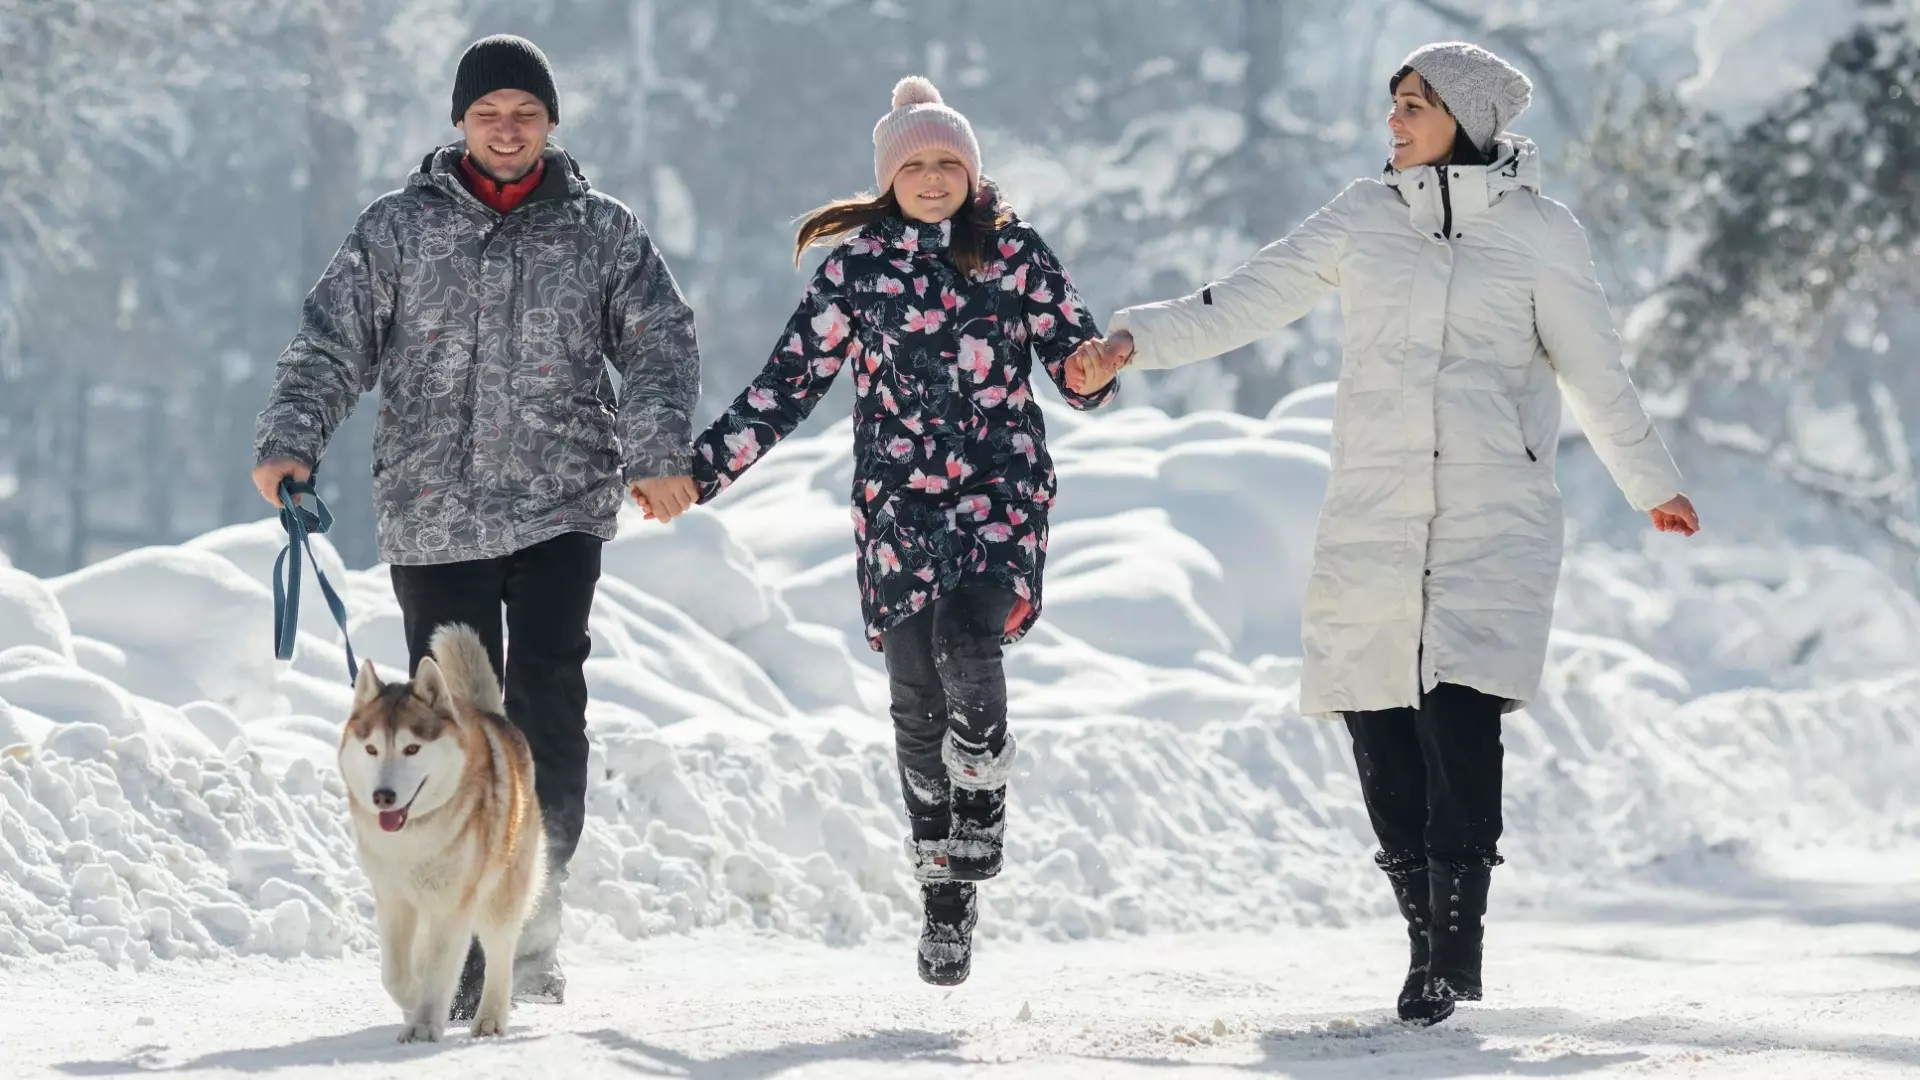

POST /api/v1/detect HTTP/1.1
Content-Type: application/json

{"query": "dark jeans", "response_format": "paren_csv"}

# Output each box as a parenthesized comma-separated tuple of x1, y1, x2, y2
(879, 587, 1016, 842)
(388, 531, 602, 868)
(1344, 681, 1505, 864)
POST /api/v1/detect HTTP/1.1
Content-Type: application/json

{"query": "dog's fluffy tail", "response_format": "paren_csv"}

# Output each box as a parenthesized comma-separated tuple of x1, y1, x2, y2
(427, 624, 505, 715)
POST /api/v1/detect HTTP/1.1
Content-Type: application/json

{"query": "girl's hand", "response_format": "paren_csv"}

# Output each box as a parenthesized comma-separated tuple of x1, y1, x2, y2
(1066, 332, 1134, 395)
(631, 476, 697, 522)
(1650, 494, 1699, 537)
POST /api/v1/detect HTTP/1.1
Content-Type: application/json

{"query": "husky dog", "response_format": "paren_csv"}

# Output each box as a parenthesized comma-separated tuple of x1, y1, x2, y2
(339, 624, 545, 1042)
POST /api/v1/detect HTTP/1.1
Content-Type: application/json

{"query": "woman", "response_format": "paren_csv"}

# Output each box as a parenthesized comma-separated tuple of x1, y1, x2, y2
(1067, 42, 1700, 1024)
(657, 76, 1117, 985)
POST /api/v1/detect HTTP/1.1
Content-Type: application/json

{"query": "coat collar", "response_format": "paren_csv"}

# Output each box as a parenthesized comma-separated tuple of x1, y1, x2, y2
(1382, 136, 1540, 222)
(868, 214, 953, 255)
(410, 144, 589, 212)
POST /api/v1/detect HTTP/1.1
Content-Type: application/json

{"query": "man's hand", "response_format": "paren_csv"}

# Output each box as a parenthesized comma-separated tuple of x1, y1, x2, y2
(252, 457, 312, 508)
(631, 476, 698, 523)
(1650, 494, 1700, 537)
(1066, 331, 1134, 396)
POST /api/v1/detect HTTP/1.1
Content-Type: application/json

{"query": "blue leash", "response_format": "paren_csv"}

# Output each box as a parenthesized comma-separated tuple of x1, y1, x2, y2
(273, 477, 359, 686)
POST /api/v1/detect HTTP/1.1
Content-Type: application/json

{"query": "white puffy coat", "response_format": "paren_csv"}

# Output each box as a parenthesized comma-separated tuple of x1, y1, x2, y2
(1111, 139, 1682, 717)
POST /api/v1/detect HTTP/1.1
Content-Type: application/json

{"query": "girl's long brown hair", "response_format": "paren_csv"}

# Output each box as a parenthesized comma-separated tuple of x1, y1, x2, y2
(794, 182, 1012, 279)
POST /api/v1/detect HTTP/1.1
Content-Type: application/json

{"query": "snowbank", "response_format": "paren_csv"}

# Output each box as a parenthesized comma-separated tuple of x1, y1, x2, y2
(2, 391, 1917, 968)
(1680, 0, 1865, 125)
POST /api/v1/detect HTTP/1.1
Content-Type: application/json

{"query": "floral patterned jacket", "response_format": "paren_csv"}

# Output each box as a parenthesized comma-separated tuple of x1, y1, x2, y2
(691, 203, 1118, 649)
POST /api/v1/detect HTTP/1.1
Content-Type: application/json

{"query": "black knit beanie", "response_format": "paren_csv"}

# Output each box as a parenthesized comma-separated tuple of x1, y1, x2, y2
(451, 35, 560, 125)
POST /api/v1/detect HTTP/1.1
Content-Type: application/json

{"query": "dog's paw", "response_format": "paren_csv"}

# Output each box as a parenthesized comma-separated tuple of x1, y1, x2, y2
(397, 1021, 443, 1044)
(471, 1011, 508, 1038)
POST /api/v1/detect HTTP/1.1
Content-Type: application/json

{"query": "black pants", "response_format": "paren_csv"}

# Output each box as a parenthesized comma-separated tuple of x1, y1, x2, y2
(879, 587, 1015, 842)
(389, 531, 602, 868)
(1344, 682, 1505, 863)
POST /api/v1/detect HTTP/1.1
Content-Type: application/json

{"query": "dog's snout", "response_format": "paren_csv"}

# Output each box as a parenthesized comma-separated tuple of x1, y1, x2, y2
(372, 787, 397, 809)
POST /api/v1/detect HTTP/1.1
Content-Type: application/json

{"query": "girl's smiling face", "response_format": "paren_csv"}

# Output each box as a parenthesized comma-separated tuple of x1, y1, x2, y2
(891, 148, 970, 223)
(1388, 70, 1459, 171)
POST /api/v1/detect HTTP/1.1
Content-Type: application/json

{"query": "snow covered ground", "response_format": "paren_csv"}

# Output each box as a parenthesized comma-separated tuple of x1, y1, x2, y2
(8, 848, 1919, 1077)
(2, 386, 1918, 1074)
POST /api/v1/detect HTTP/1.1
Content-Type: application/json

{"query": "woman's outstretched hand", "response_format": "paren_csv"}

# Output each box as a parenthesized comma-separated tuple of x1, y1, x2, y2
(1066, 331, 1134, 395)
(631, 475, 697, 522)
(1650, 494, 1700, 537)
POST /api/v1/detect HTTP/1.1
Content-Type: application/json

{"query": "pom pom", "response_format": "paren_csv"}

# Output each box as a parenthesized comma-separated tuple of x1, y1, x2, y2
(891, 76, 943, 109)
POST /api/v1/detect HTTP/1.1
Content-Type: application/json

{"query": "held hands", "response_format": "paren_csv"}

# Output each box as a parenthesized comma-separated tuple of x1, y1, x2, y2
(1650, 494, 1700, 537)
(252, 457, 312, 507)
(1065, 331, 1134, 396)
(630, 475, 698, 523)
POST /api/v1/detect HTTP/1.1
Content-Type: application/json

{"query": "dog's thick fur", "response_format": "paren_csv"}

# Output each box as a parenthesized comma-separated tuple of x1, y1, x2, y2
(339, 625, 545, 1043)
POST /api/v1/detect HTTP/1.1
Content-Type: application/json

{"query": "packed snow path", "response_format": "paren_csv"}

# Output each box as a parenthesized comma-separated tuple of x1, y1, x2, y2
(10, 853, 1918, 1079)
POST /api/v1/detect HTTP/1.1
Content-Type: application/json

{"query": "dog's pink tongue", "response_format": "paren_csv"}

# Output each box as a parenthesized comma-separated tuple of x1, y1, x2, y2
(378, 808, 409, 833)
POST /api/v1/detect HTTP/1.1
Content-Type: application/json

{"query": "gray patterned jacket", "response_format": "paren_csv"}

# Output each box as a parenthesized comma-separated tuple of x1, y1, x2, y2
(254, 145, 701, 565)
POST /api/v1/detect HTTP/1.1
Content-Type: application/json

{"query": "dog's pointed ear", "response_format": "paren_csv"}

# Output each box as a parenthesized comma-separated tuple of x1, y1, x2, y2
(353, 660, 384, 708)
(412, 657, 449, 711)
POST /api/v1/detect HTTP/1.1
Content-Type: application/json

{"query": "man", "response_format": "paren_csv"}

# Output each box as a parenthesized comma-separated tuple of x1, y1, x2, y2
(252, 34, 701, 1015)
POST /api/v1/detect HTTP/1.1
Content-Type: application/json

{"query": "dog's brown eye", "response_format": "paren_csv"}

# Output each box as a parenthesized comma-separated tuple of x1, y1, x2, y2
(403, 744, 421, 757)
(365, 744, 377, 756)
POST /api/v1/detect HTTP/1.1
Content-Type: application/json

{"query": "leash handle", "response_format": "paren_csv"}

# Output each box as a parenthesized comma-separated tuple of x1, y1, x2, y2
(273, 477, 359, 685)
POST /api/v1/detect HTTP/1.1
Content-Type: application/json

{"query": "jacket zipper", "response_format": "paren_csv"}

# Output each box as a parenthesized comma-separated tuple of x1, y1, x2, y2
(1438, 167, 1454, 241)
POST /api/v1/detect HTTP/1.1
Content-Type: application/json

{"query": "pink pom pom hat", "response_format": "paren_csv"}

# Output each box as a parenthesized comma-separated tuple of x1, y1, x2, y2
(872, 76, 982, 195)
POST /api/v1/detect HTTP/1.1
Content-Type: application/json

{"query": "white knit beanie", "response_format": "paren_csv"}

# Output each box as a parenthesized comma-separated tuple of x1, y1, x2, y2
(1402, 42, 1533, 152)
(872, 76, 982, 195)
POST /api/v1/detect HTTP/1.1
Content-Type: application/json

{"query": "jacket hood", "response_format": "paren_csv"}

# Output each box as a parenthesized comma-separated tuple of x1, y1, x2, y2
(1383, 135, 1541, 200)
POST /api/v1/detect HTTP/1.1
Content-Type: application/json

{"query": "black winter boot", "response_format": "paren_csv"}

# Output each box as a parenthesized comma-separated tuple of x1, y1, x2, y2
(1377, 852, 1453, 1025)
(917, 882, 977, 986)
(943, 730, 1014, 881)
(1425, 856, 1495, 1003)
(946, 786, 1005, 881)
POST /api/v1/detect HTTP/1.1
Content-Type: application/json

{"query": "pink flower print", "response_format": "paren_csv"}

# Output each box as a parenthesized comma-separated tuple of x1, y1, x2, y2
(979, 522, 1014, 543)
(724, 428, 762, 472)
(864, 480, 882, 502)
(998, 238, 1023, 259)
(940, 288, 959, 311)
(877, 275, 905, 296)
(1059, 294, 1085, 326)
(901, 413, 924, 434)
(937, 220, 953, 246)
(876, 543, 901, 575)
(698, 444, 714, 462)
(851, 236, 884, 256)
(1028, 312, 1056, 338)
(956, 335, 994, 383)
(913, 276, 929, 298)
(891, 259, 915, 274)
(907, 470, 948, 494)
(899, 226, 919, 252)
(907, 590, 929, 613)
(887, 436, 914, 460)
(945, 455, 974, 482)
(824, 259, 845, 286)
(855, 374, 871, 398)
(814, 352, 845, 378)
(957, 494, 991, 520)
(1007, 507, 1028, 526)
(746, 386, 778, 412)
(973, 386, 1008, 408)
(1019, 532, 1040, 555)
(914, 566, 935, 582)
(784, 332, 805, 357)
(880, 385, 899, 414)
(904, 308, 945, 334)
(1009, 383, 1031, 408)
(812, 303, 850, 351)
(1028, 281, 1054, 305)
(1010, 432, 1037, 463)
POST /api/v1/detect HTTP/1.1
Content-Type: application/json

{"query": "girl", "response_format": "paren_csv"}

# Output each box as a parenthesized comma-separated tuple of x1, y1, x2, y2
(1069, 43, 1700, 1023)
(680, 76, 1117, 984)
